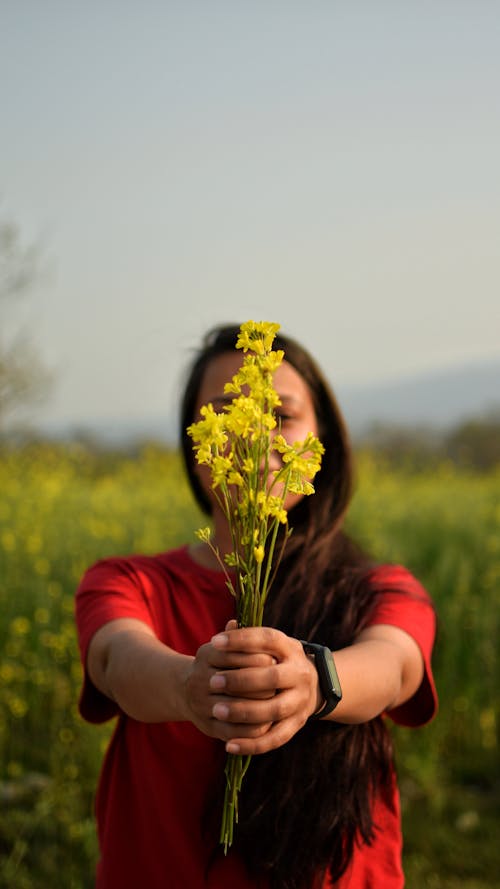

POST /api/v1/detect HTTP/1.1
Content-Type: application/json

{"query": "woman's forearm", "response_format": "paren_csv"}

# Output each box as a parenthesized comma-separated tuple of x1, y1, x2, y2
(106, 632, 194, 721)
(88, 621, 193, 722)
(327, 626, 424, 724)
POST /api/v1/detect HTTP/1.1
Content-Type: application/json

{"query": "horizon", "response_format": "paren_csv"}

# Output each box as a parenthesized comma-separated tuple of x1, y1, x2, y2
(17, 351, 499, 444)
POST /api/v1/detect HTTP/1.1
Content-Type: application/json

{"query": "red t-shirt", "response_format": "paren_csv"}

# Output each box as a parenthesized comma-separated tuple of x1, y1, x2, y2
(75, 546, 437, 889)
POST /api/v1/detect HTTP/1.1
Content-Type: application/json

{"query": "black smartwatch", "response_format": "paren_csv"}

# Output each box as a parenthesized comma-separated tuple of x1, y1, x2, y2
(301, 641, 342, 720)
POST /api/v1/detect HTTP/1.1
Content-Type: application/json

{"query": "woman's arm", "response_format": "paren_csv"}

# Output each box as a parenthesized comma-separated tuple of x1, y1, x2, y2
(86, 617, 275, 742)
(87, 619, 424, 754)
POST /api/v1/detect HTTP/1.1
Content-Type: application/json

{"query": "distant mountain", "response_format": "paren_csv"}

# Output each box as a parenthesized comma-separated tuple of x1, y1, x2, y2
(336, 358, 500, 437)
(25, 357, 500, 447)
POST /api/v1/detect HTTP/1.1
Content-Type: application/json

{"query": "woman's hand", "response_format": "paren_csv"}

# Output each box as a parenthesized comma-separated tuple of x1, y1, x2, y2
(183, 622, 277, 744)
(195, 625, 321, 755)
(88, 618, 320, 750)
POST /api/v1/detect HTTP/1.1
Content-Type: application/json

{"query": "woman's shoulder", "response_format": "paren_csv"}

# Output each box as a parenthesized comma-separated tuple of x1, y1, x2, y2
(365, 562, 431, 602)
(362, 562, 436, 661)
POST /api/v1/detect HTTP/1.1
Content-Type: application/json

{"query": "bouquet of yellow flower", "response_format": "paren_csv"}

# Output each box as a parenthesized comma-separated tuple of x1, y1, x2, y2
(187, 320, 324, 852)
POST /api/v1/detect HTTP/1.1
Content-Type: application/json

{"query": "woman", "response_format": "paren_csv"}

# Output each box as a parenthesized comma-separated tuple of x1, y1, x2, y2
(75, 323, 437, 888)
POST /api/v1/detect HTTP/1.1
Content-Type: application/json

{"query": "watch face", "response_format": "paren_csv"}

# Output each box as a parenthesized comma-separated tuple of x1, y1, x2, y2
(324, 650, 342, 697)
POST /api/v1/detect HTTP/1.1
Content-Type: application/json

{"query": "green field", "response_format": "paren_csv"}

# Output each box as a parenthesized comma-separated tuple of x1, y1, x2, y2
(0, 444, 498, 888)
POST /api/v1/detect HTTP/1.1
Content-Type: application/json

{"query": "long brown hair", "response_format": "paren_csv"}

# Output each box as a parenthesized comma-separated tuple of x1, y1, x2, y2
(180, 325, 394, 888)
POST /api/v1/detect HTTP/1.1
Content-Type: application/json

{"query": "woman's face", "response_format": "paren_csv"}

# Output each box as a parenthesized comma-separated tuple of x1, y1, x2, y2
(193, 351, 319, 515)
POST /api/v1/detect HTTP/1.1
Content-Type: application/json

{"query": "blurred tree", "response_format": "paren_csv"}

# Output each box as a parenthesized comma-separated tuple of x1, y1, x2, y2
(444, 412, 500, 470)
(0, 216, 53, 431)
(357, 415, 500, 471)
(355, 421, 443, 470)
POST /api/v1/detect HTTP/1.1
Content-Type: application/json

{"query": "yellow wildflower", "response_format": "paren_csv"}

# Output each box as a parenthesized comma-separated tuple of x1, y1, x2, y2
(188, 320, 324, 854)
(187, 403, 228, 454)
(235, 320, 281, 354)
(253, 545, 265, 563)
(211, 455, 235, 487)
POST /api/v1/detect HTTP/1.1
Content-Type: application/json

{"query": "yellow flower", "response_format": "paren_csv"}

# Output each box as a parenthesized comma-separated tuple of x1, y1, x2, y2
(253, 545, 265, 563)
(224, 396, 261, 438)
(235, 320, 281, 354)
(188, 320, 324, 854)
(288, 476, 315, 496)
(212, 455, 235, 487)
(11, 617, 31, 637)
(260, 350, 284, 374)
(264, 496, 288, 524)
(187, 403, 228, 455)
(227, 470, 244, 486)
(273, 434, 324, 484)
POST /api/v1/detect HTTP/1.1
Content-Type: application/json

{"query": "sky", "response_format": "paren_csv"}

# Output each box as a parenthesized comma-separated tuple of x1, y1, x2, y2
(1, 1, 499, 434)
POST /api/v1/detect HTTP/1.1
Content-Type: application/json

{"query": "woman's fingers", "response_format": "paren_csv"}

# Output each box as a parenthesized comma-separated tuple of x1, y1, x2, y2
(209, 650, 277, 670)
(209, 632, 316, 705)
(211, 712, 273, 741)
(211, 626, 295, 659)
(212, 688, 296, 726)
(202, 640, 276, 671)
(225, 719, 300, 756)
(209, 664, 281, 694)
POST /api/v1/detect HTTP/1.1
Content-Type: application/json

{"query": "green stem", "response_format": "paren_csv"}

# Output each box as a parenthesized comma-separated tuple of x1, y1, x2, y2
(220, 753, 253, 853)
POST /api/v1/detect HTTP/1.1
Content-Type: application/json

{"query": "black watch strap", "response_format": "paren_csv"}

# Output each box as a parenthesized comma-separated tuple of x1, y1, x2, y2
(301, 641, 342, 720)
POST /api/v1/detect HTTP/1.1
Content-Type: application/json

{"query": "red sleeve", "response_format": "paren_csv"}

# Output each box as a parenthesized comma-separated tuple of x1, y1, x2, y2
(364, 564, 438, 727)
(75, 557, 156, 724)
